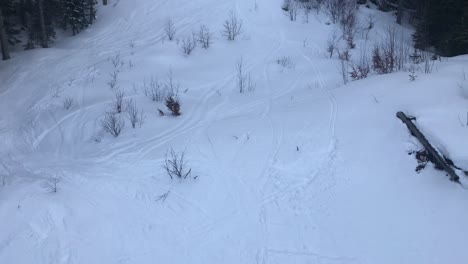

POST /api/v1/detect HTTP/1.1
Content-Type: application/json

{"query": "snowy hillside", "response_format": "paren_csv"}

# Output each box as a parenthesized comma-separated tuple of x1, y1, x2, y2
(1, 0, 468, 263)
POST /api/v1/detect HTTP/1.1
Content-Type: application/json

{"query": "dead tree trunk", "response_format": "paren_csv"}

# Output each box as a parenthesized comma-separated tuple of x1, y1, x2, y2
(0, 6, 11, 60)
(396, 111, 460, 182)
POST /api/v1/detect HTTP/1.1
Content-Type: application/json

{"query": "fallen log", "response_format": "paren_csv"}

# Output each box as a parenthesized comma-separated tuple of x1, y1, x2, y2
(396, 111, 460, 182)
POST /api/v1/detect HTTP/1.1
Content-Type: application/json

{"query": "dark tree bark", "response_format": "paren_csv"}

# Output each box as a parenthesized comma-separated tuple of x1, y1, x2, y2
(0, 6, 11, 60)
(396, 0, 404, 24)
(89, 0, 95, 24)
(37, 0, 48, 48)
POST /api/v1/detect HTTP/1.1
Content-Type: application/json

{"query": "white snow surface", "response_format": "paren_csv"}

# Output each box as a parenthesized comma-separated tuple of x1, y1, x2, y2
(1, 0, 468, 263)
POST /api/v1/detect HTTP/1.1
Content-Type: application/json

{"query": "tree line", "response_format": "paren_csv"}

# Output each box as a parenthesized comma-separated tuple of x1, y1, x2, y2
(373, 0, 468, 56)
(0, 0, 111, 60)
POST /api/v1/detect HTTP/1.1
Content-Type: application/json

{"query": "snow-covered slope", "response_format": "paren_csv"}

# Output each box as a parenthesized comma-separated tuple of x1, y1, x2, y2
(1, 0, 468, 263)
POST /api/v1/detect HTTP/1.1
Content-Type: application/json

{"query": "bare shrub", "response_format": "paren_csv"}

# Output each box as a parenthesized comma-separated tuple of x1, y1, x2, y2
(144, 77, 166, 102)
(282, 0, 291, 11)
(112, 89, 125, 113)
(421, 51, 435, 74)
(101, 112, 125, 137)
(326, 33, 340, 58)
(164, 18, 176, 41)
(165, 96, 181, 116)
(181, 35, 196, 55)
(108, 71, 118, 89)
(325, 0, 344, 24)
(350, 63, 370, 80)
(276, 56, 295, 69)
(52, 86, 64, 98)
(163, 148, 192, 180)
(338, 49, 351, 61)
(126, 99, 144, 128)
(339, 57, 349, 85)
(158, 108, 165, 116)
(44, 175, 61, 193)
(111, 54, 123, 68)
(236, 57, 255, 93)
(165, 69, 180, 97)
(195, 25, 213, 49)
(288, 0, 298, 21)
(223, 11, 242, 41)
(63, 96, 74, 110)
(372, 27, 409, 74)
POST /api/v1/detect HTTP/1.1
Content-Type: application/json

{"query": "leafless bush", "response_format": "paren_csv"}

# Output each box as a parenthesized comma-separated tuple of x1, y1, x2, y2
(326, 33, 340, 58)
(165, 69, 180, 97)
(163, 148, 192, 180)
(276, 56, 295, 69)
(108, 71, 119, 89)
(181, 35, 196, 55)
(288, 0, 299, 21)
(420, 51, 435, 73)
(325, 0, 344, 24)
(165, 95, 181, 116)
(144, 77, 166, 102)
(236, 57, 255, 93)
(350, 62, 370, 80)
(282, 0, 291, 11)
(223, 11, 243, 41)
(195, 25, 213, 49)
(372, 27, 410, 74)
(63, 96, 74, 110)
(363, 14, 375, 40)
(44, 175, 61, 193)
(339, 57, 349, 85)
(338, 49, 351, 61)
(339, 1, 358, 49)
(126, 99, 144, 128)
(164, 18, 176, 41)
(101, 112, 125, 137)
(112, 89, 125, 113)
(51, 86, 64, 98)
(111, 54, 123, 68)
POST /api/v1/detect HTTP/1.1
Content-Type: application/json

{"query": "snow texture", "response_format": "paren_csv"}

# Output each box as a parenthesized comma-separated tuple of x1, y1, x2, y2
(1, 0, 468, 263)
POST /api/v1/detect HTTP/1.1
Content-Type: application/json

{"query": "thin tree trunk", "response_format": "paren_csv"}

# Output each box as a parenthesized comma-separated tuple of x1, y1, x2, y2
(38, 0, 48, 48)
(0, 6, 11, 60)
(89, 0, 94, 24)
(396, 0, 404, 24)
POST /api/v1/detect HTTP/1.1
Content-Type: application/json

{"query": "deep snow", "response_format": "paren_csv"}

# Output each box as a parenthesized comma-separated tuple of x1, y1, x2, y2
(1, 0, 468, 263)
